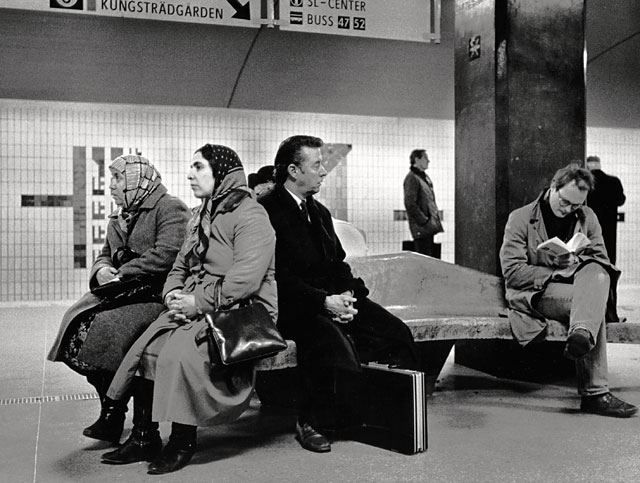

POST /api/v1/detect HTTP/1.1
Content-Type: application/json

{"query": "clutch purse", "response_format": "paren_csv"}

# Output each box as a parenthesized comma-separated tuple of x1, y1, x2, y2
(196, 279, 287, 365)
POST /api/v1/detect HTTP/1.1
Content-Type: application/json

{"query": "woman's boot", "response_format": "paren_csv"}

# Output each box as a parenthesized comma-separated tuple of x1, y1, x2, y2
(83, 371, 127, 443)
(101, 378, 162, 464)
(147, 423, 196, 475)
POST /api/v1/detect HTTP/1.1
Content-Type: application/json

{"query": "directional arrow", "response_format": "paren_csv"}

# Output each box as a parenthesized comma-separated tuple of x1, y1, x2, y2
(227, 0, 251, 20)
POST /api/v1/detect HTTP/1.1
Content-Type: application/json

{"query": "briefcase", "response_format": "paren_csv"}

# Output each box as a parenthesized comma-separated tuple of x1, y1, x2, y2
(353, 363, 428, 455)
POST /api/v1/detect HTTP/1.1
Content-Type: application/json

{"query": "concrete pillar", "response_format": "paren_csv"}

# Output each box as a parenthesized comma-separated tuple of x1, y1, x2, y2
(454, 0, 586, 378)
(454, 0, 586, 275)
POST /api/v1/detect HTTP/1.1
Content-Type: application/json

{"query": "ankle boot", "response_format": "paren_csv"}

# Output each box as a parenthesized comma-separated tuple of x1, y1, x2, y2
(147, 423, 196, 475)
(101, 378, 162, 465)
(83, 372, 128, 443)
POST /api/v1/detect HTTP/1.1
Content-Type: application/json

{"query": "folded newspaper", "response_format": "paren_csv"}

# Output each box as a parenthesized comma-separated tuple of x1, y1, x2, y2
(536, 232, 590, 257)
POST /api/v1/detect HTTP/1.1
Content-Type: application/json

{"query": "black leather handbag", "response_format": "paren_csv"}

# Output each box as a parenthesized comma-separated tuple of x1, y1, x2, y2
(196, 279, 287, 365)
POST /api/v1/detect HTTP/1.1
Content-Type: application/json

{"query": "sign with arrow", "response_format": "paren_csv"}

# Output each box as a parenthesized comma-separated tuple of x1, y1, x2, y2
(0, 0, 260, 28)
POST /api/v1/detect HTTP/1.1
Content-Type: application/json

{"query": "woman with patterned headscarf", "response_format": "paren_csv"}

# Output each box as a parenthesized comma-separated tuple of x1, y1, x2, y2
(48, 155, 190, 445)
(101, 145, 277, 475)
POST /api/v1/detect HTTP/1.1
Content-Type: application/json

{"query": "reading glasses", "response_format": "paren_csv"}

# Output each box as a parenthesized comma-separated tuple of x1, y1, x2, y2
(556, 191, 584, 210)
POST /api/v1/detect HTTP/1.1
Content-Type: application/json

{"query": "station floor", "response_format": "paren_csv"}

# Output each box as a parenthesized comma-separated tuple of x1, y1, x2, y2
(2, 287, 640, 483)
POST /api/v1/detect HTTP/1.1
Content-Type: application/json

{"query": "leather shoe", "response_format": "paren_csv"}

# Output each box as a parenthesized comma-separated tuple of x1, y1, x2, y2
(295, 421, 331, 453)
(83, 408, 125, 443)
(101, 429, 162, 464)
(147, 440, 196, 475)
(581, 392, 638, 418)
(563, 328, 592, 360)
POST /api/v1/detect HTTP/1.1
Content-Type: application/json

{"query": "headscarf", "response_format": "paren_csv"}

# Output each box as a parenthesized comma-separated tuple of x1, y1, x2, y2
(194, 145, 249, 259)
(109, 154, 162, 232)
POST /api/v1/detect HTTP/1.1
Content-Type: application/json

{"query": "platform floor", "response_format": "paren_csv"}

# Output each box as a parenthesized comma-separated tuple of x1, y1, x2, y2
(2, 286, 640, 483)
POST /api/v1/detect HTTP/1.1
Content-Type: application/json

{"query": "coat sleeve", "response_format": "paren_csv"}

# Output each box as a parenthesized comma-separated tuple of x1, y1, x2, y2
(499, 210, 554, 291)
(89, 229, 116, 289)
(403, 174, 430, 225)
(578, 207, 610, 263)
(117, 197, 190, 280)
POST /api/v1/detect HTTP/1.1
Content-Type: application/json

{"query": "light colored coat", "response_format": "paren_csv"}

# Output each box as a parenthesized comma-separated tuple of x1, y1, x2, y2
(107, 190, 277, 427)
(499, 192, 619, 345)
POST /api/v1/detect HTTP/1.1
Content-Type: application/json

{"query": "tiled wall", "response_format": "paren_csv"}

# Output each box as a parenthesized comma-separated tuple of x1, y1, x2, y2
(0, 99, 638, 302)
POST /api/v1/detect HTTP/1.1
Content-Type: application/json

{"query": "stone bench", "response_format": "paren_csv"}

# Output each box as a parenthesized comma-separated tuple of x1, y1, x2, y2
(255, 252, 640, 402)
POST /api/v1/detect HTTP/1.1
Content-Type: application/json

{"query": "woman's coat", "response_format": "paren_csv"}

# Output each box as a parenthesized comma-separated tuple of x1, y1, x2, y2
(47, 185, 190, 368)
(107, 191, 277, 427)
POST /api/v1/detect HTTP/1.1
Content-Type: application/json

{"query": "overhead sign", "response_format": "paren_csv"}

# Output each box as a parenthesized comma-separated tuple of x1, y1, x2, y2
(274, 0, 440, 43)
(0, 0, 260, 28)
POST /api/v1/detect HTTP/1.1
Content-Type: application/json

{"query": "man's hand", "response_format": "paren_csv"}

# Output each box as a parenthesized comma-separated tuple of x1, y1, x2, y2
(552, 253, 578, 268)
(325, 293, 358, 324)
(96, 266, 119, 285)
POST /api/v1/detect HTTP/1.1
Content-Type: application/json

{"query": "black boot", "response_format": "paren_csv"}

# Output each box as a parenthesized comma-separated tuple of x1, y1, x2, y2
(101, 378, 162, 465)
(147, 423, 196, 475)
(83, 372, 127, 443)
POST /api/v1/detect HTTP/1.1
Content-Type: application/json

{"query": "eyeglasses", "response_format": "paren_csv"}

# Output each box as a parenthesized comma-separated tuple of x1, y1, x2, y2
(556, 191, 584, 210)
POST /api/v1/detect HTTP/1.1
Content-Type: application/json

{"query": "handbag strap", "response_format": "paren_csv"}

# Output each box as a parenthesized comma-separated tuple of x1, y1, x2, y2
(212, 276, 254, 310)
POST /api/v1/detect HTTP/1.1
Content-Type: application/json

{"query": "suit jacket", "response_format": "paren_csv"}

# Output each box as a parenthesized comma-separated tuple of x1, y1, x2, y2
(259, 183, 368, 333)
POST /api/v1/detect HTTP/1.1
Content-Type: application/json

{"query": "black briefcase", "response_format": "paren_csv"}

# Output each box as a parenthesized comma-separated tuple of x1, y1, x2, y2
(352, 363, 428, 455)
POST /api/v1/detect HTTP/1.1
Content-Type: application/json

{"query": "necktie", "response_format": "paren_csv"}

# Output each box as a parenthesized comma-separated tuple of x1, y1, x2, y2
(300, 200, 310, 223)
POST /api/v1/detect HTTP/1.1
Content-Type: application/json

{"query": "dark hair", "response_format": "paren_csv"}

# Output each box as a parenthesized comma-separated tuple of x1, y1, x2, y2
(410, 149, 426, 166)
(586, 155, 601, 164)
(256, 165, 275, 184)
(274, 135, 323, 184)
(247, 173, 259, 189)
(551, 164, 595, 192)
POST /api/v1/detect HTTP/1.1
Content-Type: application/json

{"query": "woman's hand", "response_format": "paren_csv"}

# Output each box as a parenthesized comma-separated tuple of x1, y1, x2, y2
(96, 267, 119, 285)
(166, 293, 199, 323)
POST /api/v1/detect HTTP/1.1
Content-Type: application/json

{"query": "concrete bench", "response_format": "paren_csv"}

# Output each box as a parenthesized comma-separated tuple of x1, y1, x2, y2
(255, 252, 640, 401)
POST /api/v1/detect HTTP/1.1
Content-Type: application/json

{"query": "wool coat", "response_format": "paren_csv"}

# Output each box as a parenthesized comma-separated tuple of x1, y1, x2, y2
(47, 185, 190, 371)
(259, 184, 419, 370)
(403, 168, 443, 240)
(499, 191, 620, 345)
(107, 190, 277, 427)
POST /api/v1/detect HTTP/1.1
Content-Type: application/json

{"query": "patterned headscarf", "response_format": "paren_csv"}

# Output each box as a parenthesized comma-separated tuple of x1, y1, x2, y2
(194, 145, 249, 259)
(109, 155, 162, 232)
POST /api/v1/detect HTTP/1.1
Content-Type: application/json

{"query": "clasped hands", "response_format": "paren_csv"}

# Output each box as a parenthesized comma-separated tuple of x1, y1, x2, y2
(325, 291, 358, 324)
(165, 290, 198, 323)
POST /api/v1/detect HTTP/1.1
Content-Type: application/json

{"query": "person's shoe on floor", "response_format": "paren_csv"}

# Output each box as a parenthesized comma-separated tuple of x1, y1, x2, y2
(581, 392, 638, 418)
(295, 421, 331, 453)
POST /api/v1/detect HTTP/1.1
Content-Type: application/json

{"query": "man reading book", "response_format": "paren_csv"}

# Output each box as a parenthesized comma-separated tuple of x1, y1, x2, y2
(500, 164, 636, 418)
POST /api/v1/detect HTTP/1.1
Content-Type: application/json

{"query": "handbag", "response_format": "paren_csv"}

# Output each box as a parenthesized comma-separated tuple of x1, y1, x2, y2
(196, 279, 287, 365)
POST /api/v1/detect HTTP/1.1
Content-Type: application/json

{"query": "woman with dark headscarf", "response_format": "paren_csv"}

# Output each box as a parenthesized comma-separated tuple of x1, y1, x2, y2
(100, 145, 277, 475)
(48, 154, 190, 443)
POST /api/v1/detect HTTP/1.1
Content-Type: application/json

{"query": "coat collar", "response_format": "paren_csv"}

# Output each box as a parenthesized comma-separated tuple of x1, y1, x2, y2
(108, 184, 167, 219)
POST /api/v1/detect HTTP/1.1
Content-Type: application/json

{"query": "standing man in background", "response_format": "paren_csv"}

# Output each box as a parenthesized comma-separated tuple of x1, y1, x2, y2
(403, 149, 443, 257)
(586, 155, 626, 265)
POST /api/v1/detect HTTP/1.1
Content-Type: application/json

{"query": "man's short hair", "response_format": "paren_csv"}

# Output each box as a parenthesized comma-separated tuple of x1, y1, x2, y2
(274, 135, 324, 184)
(586, 155, 601, 164)
(551, 163, 595, 192)
(410, 149, 426, 166)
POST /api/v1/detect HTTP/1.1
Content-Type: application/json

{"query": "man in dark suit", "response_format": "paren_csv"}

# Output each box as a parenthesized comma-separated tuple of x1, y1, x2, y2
(259, 135, 420, 453)
(586, 156, 626, 264)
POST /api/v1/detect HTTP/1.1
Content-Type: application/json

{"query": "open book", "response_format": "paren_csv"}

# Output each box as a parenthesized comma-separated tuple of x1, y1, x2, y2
(536, 232, 590, 257)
